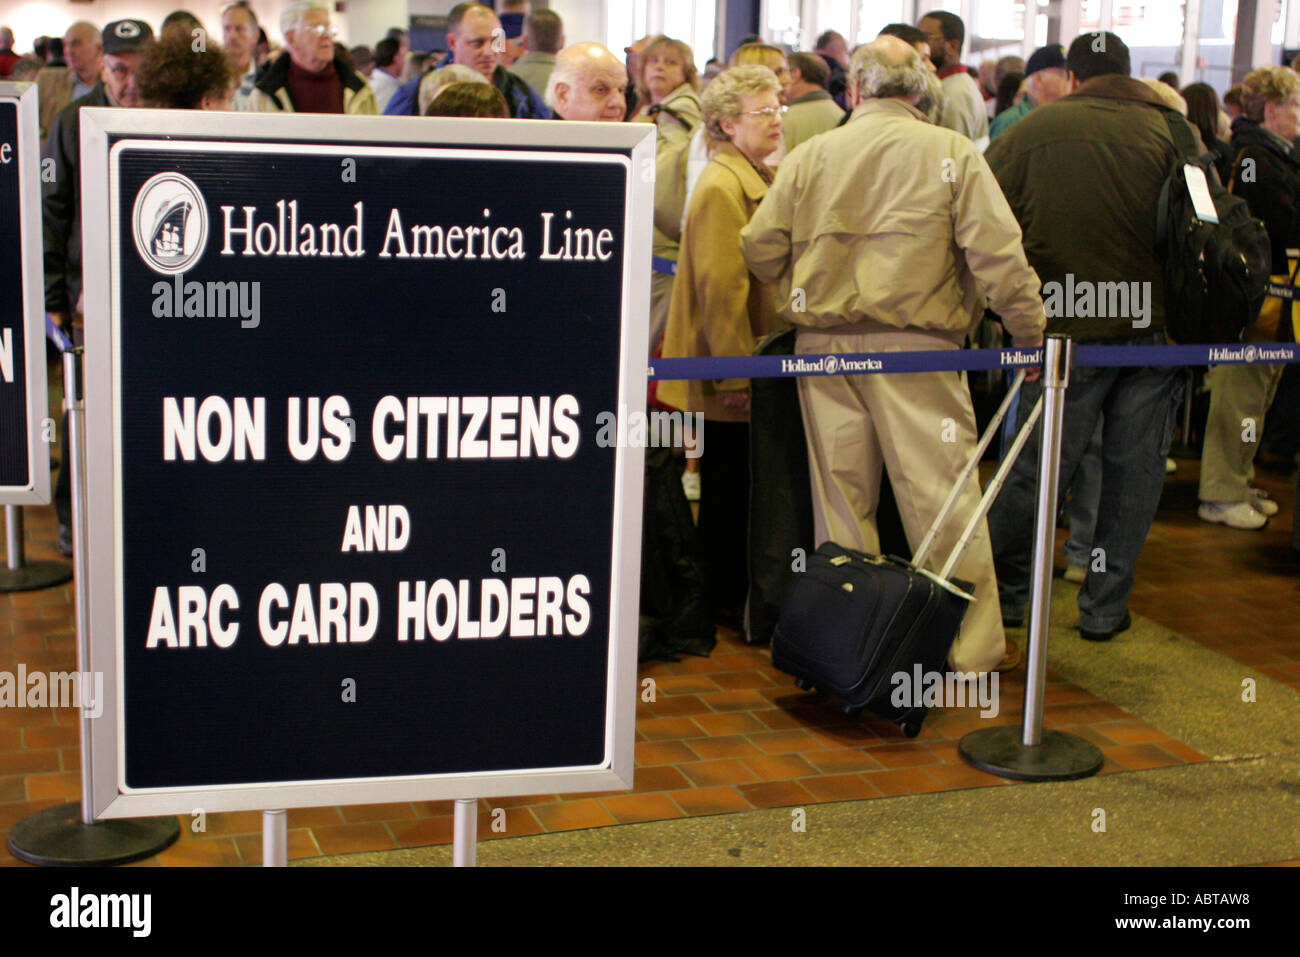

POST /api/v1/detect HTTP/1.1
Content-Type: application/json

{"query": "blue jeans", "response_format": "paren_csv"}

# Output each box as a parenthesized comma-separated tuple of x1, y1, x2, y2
(987, 341, 1184, 631)
(1064, 420, 1103, 569)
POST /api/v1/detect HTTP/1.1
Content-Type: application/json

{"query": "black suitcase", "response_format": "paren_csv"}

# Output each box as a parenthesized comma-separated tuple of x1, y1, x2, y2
(771, 371, 1043, 736)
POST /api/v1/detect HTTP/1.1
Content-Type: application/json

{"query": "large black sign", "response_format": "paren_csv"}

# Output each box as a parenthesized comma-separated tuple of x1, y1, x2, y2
(82, 119, 651, 812)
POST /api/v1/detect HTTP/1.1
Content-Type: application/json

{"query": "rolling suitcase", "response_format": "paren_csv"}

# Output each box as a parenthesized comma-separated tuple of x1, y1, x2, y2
(771, 371, 1043, 736)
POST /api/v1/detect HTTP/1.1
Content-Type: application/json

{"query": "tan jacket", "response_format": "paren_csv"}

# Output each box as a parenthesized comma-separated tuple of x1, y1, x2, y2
(36, 67, 78, 143)
(740, 97, 1044, 344)
(658, 144, 787, 422)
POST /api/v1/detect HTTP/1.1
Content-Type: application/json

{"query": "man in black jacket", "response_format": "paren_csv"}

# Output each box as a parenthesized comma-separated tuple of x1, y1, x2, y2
(983, 33, 1188, 642)
(42, 19, 154, 555)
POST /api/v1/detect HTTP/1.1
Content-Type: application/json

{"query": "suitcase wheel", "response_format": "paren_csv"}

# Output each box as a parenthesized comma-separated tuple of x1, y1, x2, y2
(901, 721, 921, 739)
(794, 678, 814, 691)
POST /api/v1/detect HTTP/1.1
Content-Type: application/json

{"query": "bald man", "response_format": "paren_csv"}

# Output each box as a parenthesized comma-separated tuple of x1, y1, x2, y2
(546, 43, 626, 121)
(741, 35, 1045, 678)
(383, 1, 548, 117)
(37, 22, 101, 142)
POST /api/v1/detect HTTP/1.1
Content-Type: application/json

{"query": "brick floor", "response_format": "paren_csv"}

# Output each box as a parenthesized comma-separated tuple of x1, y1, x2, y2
(3, 427, 1291, 866)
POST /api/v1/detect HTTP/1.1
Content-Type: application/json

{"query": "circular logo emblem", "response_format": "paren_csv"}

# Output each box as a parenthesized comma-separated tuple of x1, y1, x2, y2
(132, 172, 208, 275)
(823, 355, 838, 375)
(1243, 345, 1257, 363)
(115, 20, 141, 38)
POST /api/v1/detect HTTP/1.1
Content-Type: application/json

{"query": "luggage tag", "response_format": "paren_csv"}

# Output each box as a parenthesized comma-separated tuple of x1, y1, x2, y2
(1184, 165, 1219, 224)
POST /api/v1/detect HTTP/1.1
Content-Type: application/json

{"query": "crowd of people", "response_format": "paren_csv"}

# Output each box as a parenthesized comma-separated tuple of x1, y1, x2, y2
(3, 3, 1297, 679)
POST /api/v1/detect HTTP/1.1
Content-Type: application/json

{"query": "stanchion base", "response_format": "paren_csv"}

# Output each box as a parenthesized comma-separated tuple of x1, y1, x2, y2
(0, 560, 73, 593)
(959, 726, 1104, 782)
(6, 802, 180, 867)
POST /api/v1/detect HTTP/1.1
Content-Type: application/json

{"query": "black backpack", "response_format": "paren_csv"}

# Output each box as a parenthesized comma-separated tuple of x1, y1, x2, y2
(1155, 107, 1271, 344)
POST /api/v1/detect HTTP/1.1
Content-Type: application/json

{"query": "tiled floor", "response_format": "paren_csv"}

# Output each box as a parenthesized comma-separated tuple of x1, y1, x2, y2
(1, 445, 1295, 865)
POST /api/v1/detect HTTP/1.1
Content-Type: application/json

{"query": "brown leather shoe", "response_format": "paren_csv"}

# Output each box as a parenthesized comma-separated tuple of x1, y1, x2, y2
(994, 638, 1023, 673)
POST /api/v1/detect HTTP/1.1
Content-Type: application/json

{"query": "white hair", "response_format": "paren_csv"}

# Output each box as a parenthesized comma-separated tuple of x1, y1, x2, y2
(850, 42, 930, 102)
(1139, 76, 1187, 115)
(546, 55, 584, 110)
(280, 1, 328, 38)
(701, 64, 780, 142)
(418, 64, 488, 114)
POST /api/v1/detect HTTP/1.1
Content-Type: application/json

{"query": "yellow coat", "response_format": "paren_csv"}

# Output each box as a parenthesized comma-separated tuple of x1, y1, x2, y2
(658, 143, 786, 422)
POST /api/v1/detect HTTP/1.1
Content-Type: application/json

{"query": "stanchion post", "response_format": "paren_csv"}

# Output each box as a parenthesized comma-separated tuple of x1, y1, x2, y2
(263, 810, 287, 867)
(958, 334, 1104, 782)
(65, 349, 95, 824)
(453, 798, 477, 867)
(5, 506, 23, 571)
(1021, 336, 1071, 747)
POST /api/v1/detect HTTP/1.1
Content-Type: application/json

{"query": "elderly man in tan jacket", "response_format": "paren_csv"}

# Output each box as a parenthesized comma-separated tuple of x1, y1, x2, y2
(740, 35, 1045, 676)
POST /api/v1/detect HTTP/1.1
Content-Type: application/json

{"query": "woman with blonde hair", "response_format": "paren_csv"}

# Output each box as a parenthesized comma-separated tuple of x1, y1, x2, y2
(635, 35, 702, 146)
(658, 65, 788, 629)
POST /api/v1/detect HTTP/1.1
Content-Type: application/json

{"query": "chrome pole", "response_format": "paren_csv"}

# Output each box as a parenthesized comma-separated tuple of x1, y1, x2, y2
(1022, 335, 1073, 747)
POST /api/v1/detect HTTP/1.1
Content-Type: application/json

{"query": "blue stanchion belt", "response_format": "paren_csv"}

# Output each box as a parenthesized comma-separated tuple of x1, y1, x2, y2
(647, 343, 1300, 381)
(1264, 282, 1300, 300)
(46, 315, 73, 353)
(651, 256, 677, 276)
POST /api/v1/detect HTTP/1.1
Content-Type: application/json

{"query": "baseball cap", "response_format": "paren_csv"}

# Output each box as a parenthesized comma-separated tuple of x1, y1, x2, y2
(1025, 44, 1066, 77)
(102, 20, 154, 55)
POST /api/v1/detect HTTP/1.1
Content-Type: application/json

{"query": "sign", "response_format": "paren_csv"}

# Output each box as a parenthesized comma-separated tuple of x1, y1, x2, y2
(0, 83, 51, 505)
(79, 110, 654, 817)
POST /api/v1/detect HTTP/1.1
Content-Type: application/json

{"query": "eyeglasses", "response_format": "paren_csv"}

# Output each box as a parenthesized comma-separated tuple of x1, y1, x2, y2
(303, 23, 338, 39)
(742, 106, 787, 119)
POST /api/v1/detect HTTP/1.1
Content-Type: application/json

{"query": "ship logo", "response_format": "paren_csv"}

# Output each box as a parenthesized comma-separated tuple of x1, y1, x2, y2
(132, 172, 208, 275)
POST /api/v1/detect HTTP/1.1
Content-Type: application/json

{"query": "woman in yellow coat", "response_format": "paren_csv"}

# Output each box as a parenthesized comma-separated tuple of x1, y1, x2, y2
(659, 64, 787, 630)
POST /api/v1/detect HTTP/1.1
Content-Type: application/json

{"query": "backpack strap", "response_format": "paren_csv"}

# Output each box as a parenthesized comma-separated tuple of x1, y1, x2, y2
(647, 102, 694, 132)
(1153, 106, 1208, 249)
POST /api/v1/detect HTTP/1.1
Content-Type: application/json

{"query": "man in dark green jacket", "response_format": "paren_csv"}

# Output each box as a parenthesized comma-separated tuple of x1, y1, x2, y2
(983, 32, 1190, 642)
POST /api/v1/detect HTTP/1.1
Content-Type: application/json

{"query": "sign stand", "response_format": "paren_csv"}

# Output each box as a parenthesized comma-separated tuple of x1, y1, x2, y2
(959, 335, 1105, 781)
(0, 506, 71, 591)
(6, 349, 180, 866)
(0, 82, 65, 593)
(262, 810, 287, 867)
(453, 798, 477, 867)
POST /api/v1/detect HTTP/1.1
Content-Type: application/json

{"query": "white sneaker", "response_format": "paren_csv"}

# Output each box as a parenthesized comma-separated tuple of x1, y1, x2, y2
(1198, 500, 1268, 530)
(1064, 564, 1087, 584)
(681, 470, 701, 502)
(1248, 487, 1280, 517)
(1166, 458, 1177, 474)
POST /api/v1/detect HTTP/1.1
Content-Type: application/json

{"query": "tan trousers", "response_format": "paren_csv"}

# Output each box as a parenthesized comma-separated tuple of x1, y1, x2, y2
(1199, 362, 1285, 504)
(795, 328, 1006, 674)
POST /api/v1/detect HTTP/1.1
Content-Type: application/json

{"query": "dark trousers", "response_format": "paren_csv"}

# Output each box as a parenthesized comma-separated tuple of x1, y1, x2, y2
(54, 411, 70, 528)
(697, 420, 749, 620)
(987, 340, 1183, 632)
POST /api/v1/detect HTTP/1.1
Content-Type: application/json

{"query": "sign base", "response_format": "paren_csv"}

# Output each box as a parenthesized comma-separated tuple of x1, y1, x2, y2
(959, 726, 1104, 781)
(0, 560, 72, 593)
(7, 802, 180, 866)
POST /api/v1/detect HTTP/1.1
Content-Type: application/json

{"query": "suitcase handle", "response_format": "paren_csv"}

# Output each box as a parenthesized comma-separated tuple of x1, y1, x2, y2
(911, 369, 1029, 572)
(939, 393, 1043, 581)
